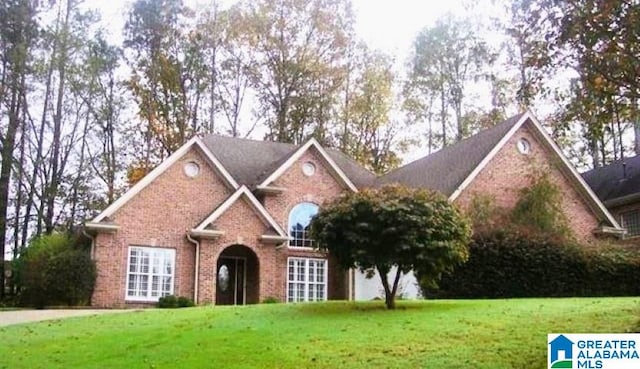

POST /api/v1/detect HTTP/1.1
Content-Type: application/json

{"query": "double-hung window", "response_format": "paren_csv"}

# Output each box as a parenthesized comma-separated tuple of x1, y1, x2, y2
(287, 257, 327, 303)
(126, 246, 175, 301)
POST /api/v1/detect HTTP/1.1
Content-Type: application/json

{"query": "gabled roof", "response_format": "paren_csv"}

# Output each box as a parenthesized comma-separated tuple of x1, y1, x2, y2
(91, 137, 238, 223)
(378, 111, 621, 230)
(582, 154, 640, 207)
(377, 113, 526, 195)
(256, 138, 358, 191)
(201, 135, 375, 188)
(192, 186, 287, 237)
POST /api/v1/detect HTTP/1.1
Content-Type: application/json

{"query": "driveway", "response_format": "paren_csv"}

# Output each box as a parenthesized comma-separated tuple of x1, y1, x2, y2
(0, 309, 132, 327)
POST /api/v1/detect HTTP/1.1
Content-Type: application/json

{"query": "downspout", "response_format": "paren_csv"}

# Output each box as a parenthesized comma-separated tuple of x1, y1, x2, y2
(348, 268, 354, 301)
(81, 227, 95, 260)
(186, 232, 200, 305)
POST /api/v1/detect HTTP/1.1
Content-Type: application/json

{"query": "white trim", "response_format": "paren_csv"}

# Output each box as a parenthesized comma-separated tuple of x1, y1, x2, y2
(287, 202, 319, 249)
(92, 137, 239, 223)
(257, 138, 358, 192)
(524, 113, 621, 230)
(259, 234, 290, 243)
(448, 113, 530, 202)
(85, 222, 119, 232)
(448, 111, 622, 230)
(593, 226, 626, 236)
(286, 257, 328, 303)
(193, 186, 288, 237)
(125, 246, 176, 303)
(255, 185, 287, 194)
(189, 229, 225, 239)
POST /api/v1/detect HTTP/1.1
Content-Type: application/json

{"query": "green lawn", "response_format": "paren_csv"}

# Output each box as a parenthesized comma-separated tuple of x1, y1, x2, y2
(0, 298, 638, 369)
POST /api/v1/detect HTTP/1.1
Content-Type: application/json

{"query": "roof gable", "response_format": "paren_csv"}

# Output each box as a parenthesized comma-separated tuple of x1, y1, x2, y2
(91, 137, 238, 223)
(201, 135, 375, 188)
(378, 111, 621, 230)
(256, 138, 358, 192)
(193, 186, 287, 237)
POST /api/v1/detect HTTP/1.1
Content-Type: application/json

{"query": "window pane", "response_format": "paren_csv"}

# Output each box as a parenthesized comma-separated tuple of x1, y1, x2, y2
(288, 203, 319, 247)
(126, 247, 175, 301)
(622, 210, 640, 237)
(286, 258, 326, 303)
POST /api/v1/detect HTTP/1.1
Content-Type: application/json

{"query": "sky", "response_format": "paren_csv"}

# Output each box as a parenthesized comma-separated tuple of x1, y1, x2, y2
(87, 0, 504, 163)
(92, 0, 495, 67)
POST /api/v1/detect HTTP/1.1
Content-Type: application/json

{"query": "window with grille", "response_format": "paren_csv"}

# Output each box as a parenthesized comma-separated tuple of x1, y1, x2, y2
(288, 202, 319, 248)
(126, 246, 175, 301)
(621, 210, 640, 238)
(287, 258, 327, 303)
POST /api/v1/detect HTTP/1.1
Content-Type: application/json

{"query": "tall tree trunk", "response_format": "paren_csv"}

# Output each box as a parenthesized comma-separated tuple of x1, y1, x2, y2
(0, 81, 21, 300)
(45, 0, 72, 233)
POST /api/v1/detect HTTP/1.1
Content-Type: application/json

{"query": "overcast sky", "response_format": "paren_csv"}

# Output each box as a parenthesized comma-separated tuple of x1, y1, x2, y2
(86, 0, 503, 163)
(91, 0, 498, 66)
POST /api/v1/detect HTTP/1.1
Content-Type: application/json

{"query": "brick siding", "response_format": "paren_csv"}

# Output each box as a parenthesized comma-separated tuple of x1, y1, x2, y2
(456, 123, 602, 245)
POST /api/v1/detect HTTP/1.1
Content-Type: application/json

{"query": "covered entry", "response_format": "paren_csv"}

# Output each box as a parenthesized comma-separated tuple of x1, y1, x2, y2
(216, 245, 259, 305)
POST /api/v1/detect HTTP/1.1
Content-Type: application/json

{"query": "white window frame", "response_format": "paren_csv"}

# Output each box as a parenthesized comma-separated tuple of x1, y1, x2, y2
(621, 210, 640, 238)
(286, 257, 328, 303)
(288, 202, 319, 249)
(125, 246, 176, 302)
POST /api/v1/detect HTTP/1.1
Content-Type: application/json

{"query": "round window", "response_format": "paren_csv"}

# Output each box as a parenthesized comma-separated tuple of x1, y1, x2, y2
(302, 162, 316, 176)
(218, 264, 229, 292)
(184, 162, 200, 178)
(517, 138, 531, 154)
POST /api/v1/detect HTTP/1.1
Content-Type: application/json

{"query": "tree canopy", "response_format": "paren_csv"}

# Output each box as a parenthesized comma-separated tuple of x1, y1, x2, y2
(311, 185, 471, 309)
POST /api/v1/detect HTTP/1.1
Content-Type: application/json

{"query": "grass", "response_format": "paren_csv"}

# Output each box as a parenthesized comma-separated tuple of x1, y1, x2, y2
(0, 297, 638, 369)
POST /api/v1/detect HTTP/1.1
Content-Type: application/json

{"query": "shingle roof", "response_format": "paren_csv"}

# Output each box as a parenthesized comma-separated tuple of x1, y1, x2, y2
(581, 154, 640, 204)
(201, 135, 375, 188)
(376, 113, 526, 195)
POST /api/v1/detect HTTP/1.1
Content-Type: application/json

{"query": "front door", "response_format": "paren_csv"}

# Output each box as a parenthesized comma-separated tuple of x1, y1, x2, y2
(216, 257, 246, 305)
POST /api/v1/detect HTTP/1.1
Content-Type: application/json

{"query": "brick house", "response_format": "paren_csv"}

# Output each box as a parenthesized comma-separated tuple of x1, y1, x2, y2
(85, 111, 623, 307)
(583, 154, 640, 242)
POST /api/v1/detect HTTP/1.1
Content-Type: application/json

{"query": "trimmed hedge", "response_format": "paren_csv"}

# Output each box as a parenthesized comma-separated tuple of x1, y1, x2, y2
(424, 231, 640, 298)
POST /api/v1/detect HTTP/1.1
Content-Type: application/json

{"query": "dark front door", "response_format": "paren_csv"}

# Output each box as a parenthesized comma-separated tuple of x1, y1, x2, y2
(216, 257, 246, 305)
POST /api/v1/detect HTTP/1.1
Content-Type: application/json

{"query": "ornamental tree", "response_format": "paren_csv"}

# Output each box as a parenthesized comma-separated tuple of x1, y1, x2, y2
(311, 185, 471, 309)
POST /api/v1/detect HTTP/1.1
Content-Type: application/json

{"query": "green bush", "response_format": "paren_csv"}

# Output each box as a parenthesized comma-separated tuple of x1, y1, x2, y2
(17, 233, 96, 308)
(157, 295, 178, 308)
(424, 231, 640, 298)
(177, 296, 195, 307)
(262, 296, 279, 304)
(157, 295, 194, 308)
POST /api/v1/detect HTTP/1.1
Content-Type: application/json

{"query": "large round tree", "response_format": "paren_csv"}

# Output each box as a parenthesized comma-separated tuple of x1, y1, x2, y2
(311, 185, 471, 309)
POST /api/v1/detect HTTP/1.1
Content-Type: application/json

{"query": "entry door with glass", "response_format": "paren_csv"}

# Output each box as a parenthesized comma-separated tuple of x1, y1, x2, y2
(216, 257, 246, 305)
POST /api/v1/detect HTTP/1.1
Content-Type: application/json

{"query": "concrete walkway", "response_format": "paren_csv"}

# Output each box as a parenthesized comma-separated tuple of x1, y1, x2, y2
(0, 309, 132, 327)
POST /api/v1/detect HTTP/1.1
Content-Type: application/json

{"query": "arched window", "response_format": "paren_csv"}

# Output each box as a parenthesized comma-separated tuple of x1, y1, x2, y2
(288, 202, 319, 248)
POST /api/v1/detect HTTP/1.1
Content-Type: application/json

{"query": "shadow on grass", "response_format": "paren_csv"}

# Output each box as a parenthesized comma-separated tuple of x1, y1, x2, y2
(292, 300, 465, 316)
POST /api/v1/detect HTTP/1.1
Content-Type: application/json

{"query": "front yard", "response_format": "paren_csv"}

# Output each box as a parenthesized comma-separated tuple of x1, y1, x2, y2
(0, 298, 638, 368)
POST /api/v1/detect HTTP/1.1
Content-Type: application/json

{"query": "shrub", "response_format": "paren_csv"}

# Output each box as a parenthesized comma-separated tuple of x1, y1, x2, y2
(583, 247, 640, 296)
(157, 295, 194, 308)
(177, 296, 195, 307)
(157, 295, 178, 308)
(424, 231, 640, 298)
(17, 233, 96, 308)
(262, 296, 279, 304)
